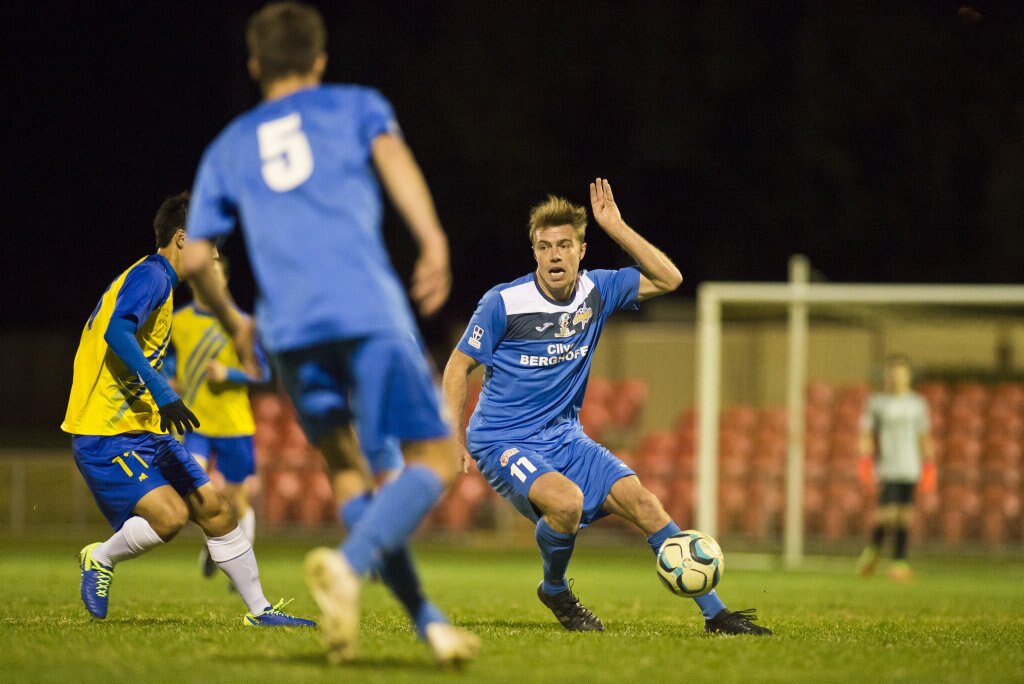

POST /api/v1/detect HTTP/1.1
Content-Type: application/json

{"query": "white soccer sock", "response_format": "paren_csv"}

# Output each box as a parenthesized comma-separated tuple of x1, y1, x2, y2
(94, 516, 165, 566)
(206, 526, 269, 615)
(238, 508, 256, 544)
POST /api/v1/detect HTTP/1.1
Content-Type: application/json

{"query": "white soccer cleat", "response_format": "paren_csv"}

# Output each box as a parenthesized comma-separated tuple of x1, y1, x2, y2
(425, 622, 481, 669)
(304, 547, 361, 664)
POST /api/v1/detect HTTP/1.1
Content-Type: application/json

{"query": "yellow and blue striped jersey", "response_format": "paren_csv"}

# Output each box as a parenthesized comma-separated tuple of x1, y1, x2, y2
(169, 304, 257, 437)
(62, 255, 177, 435)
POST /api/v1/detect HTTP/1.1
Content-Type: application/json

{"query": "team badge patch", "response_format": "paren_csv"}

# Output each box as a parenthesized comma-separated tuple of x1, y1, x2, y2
(468, 325, 484, 349)
(554, 312, 576, 338)
(572, 304, 593, 329)
(499, 447, 519, 467)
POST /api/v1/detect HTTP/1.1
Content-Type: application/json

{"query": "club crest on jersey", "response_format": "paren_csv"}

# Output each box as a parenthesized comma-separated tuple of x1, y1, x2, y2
(468, 324, 484, 349)
(499, 447, 519, 467)
(572, 304, 593, 330)
(554, 312, 576, 338)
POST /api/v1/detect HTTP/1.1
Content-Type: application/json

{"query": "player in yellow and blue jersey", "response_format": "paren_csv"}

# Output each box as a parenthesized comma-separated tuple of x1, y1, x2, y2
(443, 180, 771, 636)
(182, 2, 478, 666)
(166, 255, 271, 579)
(63, 191, 313, 628)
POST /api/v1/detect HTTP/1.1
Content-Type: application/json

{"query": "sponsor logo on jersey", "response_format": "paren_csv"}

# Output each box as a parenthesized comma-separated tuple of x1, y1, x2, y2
(499, 447, 520, 466)
(535, 321, 554, 332)
(519, 343, 590, 367)
(468, 325, 484, 349)
(554, 312, 576, 338)
(572, 304, 593, 329)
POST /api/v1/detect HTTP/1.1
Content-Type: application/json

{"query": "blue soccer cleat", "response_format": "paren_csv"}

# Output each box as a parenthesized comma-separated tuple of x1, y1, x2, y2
(79, 542, 113, 619)
(243, 598, 317, 627)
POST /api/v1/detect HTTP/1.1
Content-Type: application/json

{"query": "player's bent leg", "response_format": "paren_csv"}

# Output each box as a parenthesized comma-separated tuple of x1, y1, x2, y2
(79, 488, 186, 620)
(529, 472, 584, 534)
(603, 477, 771, 635)
(184, 483, 312, 626)
(601, 475, 671, 535)
(131, 483, 191, 540)
(526, 472, 602, 631)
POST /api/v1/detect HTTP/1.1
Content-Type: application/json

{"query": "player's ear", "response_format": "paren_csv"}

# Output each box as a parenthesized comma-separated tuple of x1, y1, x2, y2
(247, 56, 261, 82)
(313, 52, 327, 78)
(175, 229, 186, 249)
(579, 242, 586, 261)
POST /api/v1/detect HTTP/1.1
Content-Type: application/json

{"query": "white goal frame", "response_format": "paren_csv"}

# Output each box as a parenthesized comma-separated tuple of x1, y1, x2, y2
(695, 256, 1024, 567)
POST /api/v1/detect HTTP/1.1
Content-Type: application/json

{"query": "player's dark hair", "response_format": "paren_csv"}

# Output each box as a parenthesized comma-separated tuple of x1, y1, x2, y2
(246, 2, 326, 86)
(154, 191, 190, 249)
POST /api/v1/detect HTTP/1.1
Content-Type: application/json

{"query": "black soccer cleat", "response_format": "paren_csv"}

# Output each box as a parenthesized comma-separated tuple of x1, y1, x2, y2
(537, 580, 605, 632)
(705, 608, 773, 636)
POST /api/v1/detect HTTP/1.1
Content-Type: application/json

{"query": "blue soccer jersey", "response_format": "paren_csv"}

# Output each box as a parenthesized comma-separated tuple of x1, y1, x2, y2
(187, 84, 417, 353)
(458, 267, 640, 447)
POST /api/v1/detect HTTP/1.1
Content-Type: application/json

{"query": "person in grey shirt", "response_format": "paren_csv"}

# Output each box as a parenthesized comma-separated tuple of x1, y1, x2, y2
(856, 355, 935, 581)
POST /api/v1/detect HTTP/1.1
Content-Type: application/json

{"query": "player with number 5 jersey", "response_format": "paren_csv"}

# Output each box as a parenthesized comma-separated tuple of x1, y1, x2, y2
(184, 1, 477, 667)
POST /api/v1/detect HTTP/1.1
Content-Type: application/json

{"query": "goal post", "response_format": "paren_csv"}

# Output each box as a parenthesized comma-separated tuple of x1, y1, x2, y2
(695, 256, 1024, 567)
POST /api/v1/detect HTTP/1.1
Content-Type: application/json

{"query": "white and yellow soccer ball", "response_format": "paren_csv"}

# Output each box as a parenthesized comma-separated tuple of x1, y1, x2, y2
(656, 530, 724, 597)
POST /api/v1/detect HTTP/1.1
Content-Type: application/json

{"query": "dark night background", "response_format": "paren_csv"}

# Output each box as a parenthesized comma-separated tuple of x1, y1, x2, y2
(3, 1, 1022, 343)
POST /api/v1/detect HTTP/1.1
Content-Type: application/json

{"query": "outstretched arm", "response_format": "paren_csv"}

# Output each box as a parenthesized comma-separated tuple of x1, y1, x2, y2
(442, 348, 481, 473)
(372, 133, 451, 316)
(589, 178, 682, 301)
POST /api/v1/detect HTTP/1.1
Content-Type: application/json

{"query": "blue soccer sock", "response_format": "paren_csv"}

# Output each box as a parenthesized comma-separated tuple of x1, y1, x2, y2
(341, 465, 443, 574)
(647, 520, 727, 621)
(339, 480, 447, 638)
(536, 517, 577, 596)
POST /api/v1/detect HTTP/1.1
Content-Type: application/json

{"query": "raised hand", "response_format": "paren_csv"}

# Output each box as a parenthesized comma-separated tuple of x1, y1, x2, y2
(589, 177, 624, 231)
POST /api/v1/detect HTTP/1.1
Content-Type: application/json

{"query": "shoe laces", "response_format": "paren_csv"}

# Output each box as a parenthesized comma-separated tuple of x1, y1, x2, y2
(88, 562, 113, 597)
(556, 579, 599, 623)
(260, 597, 295, 617)
(723, 608, 760, 625)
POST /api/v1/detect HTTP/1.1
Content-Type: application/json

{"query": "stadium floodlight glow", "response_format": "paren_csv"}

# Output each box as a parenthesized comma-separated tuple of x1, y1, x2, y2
(694, 256, 1024, 568)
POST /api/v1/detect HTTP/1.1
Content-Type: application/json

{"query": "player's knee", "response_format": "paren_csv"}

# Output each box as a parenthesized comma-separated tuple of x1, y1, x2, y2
(631, 488, 668, 527)
(148, 499, 189, 541)
(545, 484, 583, 532)
(404, 437, 460, 486)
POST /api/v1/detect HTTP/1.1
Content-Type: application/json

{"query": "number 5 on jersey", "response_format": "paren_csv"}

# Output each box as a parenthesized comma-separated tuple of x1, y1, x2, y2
(257, 112, 314, 192)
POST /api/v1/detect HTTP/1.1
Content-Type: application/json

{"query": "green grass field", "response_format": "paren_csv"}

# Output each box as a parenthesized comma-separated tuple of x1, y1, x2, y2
(2, 535, 1022, 682)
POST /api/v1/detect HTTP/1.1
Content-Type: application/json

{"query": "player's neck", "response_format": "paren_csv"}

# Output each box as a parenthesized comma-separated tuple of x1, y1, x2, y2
(156, 246, 184, 280)
(534, 271, 576, 303)
(262, 75, 320, 102)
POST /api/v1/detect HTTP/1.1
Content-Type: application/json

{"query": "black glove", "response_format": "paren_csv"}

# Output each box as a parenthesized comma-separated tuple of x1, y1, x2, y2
(159, 399, 200, 434)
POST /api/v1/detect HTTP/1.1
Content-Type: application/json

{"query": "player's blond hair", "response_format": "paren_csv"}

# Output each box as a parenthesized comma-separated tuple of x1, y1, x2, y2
(528, 195, 587, 245)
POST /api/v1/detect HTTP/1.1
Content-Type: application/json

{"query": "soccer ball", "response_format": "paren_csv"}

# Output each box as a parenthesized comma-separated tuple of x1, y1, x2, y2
(656, 530, 724, 597)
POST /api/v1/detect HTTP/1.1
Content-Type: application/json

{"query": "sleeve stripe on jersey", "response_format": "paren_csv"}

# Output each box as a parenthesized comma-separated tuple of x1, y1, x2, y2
(183, 337, 228, 404)
(147, 329, 173, 363)
(181, 327, 221, 387)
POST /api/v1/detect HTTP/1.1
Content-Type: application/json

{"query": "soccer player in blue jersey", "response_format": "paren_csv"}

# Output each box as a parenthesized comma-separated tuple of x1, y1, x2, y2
(63, 192, 314, 628)
(166, 255, 271, 581)
(443, 179, 772, 636)
(181, 2, 478, 666)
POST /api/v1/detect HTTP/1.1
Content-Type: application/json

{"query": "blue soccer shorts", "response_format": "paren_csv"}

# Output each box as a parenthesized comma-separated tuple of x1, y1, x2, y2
(183, 433, 256, 484)
(472, 430, 636, 526)
(274, 335, 448, 474)
(72, 432, 211, 531)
